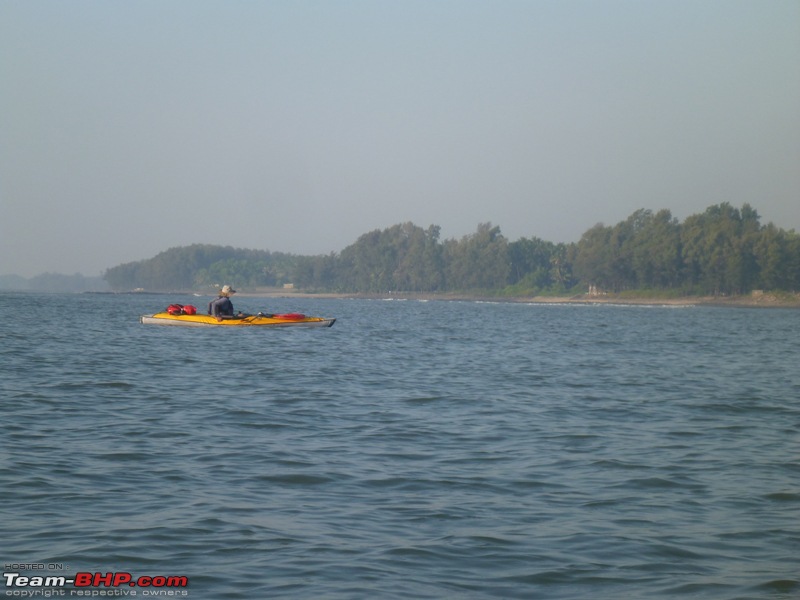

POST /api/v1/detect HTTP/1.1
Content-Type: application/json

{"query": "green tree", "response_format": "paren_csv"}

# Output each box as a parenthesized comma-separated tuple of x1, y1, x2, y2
(338, 229, 397, 292)
(508, 237, 554, 288)
(573, 223, 613, 291)
(443, 223, 510, 290)
(753, 223, 788, 290)
(628, 209, 682, 289)
(392, 223, 444, 291)
(681, 203, 761, 295)
(785, 231, 800, 290)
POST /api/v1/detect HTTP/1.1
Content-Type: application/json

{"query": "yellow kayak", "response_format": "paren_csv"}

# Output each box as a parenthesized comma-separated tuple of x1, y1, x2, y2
(140, 311, 335, 328)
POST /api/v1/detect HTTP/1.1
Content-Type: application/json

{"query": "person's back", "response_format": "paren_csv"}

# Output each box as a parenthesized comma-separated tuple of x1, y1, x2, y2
(208, 285, 236, 321)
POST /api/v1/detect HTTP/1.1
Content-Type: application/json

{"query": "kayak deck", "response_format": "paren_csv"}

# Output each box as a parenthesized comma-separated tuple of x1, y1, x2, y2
(140, 312, 335, 328)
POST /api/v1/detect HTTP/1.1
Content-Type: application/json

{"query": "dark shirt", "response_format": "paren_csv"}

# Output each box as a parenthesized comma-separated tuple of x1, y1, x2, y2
(208, 296, 234, 318)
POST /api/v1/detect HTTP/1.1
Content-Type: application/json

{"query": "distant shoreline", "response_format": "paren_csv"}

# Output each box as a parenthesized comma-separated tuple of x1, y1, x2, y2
(80, 288, 800, 308)
(231, 289, 800, 309)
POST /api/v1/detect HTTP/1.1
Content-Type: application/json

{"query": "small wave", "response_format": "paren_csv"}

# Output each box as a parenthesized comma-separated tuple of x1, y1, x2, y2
(659, 581, 737, 595)
(613, 476, 705, 490)
(251, 473, 336, 485)
(763, 491, 800, 502)
(647, 543, 706, 560)
(751, 579, 800, 593)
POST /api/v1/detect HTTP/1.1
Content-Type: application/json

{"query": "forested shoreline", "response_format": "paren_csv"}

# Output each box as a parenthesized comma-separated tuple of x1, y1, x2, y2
(104, 203, 800, 297)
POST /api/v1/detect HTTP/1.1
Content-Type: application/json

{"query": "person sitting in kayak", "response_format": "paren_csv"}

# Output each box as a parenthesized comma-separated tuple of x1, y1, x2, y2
(208, 285, 237, 321)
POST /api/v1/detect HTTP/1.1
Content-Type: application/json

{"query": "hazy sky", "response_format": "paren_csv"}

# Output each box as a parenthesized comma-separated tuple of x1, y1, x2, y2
(2, 1, 798, 277)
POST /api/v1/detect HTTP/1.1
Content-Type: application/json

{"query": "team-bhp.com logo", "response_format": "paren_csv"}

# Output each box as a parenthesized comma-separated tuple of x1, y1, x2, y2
(4, 571, 189, 596)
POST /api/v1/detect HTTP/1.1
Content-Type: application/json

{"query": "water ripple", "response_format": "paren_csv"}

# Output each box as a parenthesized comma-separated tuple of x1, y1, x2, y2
(1, 294, 798, 598)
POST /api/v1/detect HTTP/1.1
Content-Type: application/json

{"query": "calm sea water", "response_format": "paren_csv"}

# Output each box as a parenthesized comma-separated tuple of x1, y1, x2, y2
(2, 292, 799, 599)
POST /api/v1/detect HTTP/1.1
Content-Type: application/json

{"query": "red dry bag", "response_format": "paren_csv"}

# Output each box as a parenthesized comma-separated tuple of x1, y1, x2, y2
(166, 304, 183, 315)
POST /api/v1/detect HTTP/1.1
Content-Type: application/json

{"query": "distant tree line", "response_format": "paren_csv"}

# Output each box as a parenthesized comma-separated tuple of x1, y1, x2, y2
(571, 204, 800, 295)
(104, 203, 800, 296)
(104, 245, 298, 291)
